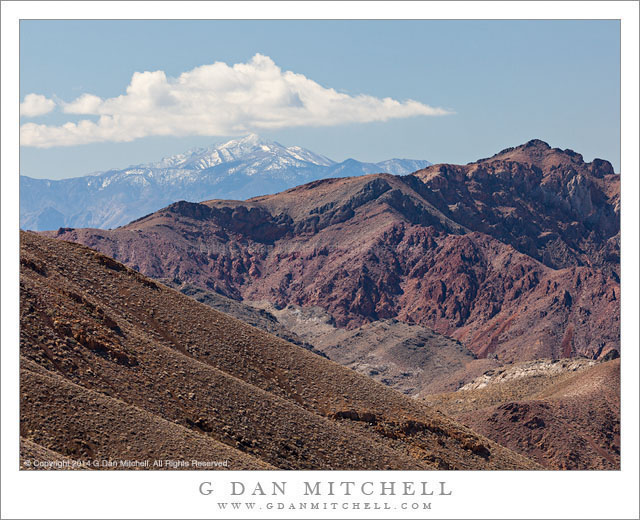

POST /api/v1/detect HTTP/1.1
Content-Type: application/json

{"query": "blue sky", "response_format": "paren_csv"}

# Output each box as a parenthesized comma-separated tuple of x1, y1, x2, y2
(19, 20, 620, 179)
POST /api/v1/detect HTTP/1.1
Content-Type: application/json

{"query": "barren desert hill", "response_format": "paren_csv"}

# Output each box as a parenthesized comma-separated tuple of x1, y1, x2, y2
(160, 279, 328, 358)
(20, 231, 539, 470)
(174, 290, 509, 398)
(46, 141, 619, 362)
(422, 358, 620, 470)
(175, 290, 486, 397)
(249, 301, 480, 396)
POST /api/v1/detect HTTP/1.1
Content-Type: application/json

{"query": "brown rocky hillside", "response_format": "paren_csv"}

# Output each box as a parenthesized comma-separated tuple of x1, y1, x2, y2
(20, 231, 539, 470)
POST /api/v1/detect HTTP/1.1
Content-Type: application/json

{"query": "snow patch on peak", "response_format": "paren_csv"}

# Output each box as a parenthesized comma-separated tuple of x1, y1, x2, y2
(284, 145, 335, 167)
(147, 134, 337, 173)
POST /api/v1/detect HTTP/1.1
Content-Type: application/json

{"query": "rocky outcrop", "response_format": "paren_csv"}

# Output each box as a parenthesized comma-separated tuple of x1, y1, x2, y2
(412, 139, 619, 272)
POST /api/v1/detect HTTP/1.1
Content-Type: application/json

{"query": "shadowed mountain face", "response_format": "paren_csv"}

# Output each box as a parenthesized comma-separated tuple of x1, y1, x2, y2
(48, 140, 620, 362)
(20, 231, 539, 470)
(20, 134, 430, 231)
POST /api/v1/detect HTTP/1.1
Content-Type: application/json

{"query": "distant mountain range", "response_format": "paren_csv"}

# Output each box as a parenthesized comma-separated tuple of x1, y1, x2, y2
(20, 134, 430, 230)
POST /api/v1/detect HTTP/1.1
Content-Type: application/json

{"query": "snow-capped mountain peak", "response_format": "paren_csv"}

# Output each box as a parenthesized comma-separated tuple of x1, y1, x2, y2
(148, 134, 334, 172)
(20, 136, 431, 230)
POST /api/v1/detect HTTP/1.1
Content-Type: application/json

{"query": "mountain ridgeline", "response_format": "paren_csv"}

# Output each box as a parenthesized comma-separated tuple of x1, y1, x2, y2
(47, 140, 620, 363)
(20, 134, 430, 231)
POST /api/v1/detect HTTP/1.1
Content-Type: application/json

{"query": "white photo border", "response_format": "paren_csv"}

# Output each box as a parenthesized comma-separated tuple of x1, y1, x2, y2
(2, 2, 638, 519)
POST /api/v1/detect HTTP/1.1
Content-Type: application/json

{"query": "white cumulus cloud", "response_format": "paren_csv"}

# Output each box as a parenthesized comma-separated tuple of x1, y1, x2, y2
(63, 93, 103, 114)
(20, 94, 56, 117)
(20, 54, 451, 148)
